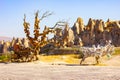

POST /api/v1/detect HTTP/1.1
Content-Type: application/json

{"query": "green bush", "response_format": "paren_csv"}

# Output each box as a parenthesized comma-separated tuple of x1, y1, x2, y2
(0, 55, 9, 62)
(0, 51, 14, 62)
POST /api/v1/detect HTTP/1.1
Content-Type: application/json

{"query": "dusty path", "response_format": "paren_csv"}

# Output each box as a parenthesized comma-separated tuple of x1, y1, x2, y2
(0, 62, 120, 80)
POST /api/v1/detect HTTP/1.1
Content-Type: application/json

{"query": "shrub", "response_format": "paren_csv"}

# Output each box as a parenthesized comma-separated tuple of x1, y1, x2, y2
(0, 51, 14, 62)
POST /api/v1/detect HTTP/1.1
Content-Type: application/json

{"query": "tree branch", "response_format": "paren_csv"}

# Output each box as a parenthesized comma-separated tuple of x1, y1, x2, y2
(51, 21, 67, 29)
(40, 11, 53, 20)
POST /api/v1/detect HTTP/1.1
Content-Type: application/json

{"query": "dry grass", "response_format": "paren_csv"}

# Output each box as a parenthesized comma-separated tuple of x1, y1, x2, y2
(0, 47, 119, 65)
(38, 47, 120, 65)
(39, 54, 80, 64)
(113, 47, 120, 55)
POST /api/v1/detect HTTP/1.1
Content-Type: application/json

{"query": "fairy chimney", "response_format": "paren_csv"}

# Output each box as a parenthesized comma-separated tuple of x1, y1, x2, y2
(72, 17, 84, 36)
(62, 24, 74, 47)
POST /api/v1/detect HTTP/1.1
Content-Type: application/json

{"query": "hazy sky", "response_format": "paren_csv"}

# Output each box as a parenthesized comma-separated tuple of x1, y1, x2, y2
(0, 0, 120, 38)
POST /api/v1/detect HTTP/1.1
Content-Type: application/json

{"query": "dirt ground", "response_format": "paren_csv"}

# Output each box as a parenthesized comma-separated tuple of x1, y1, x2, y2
(0, 55, 120, 80)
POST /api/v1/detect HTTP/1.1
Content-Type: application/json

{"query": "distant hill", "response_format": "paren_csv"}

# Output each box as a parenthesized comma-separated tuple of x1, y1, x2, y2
(0, 36, 12, 41)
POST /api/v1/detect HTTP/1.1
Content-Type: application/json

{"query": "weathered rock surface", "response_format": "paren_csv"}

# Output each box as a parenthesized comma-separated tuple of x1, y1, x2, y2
(72, 17, 84, 36)
(62, 24, 74, 47)
(0, 18, 120, 55)
(53, 24, 74, 47)
(72, 18, 120, 47)
(0, 38, 30, 54)
(55, 17, 120, 47)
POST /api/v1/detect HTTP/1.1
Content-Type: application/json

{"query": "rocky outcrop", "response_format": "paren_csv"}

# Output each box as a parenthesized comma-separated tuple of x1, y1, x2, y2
(62, 24, 74, 47)
(103, 20, 120, 46)
(0, 41, 4, 54)
(72, 17, 84, 46)
(0, 38, 30, 54)
(94, 19, 104, 32)
(72, 17, 84, 35)
(53, 18, 120, 47)
(53, 28, 63, 47)
(72, 18, 120, 47)
(2, 41, 11, 53)
(0, 18, 120, 55)
(22, 38, 29, 48)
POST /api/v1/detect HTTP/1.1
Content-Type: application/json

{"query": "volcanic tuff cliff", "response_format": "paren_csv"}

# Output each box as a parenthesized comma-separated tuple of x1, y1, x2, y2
(55, 17, 120, 47)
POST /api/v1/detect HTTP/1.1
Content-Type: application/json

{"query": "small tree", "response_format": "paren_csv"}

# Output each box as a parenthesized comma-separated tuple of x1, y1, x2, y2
(22, 11, 67, 61)
(23, 11, 54, 60)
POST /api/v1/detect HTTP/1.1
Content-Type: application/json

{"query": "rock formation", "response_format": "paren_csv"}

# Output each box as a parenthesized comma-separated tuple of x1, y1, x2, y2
(72, 18, 120, 47)
(53, 24, 74, 47)
(72, 17, 84, 46)
(72, 17, 84, 36)
(0, 17, 120, 55)
(52, 17, 120, 47)
(22, 38, 29, 48)
(0, 41, 4, 54)
(2, 41, 11, 53)
(105, 20, 120, 46)
(62, 24, 74, 47)
(0, 38, 30, 54)
(53, 28, 63, 47)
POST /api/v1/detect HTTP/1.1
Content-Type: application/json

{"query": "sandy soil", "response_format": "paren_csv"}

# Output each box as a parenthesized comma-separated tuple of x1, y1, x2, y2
(0, 56, 120, 80)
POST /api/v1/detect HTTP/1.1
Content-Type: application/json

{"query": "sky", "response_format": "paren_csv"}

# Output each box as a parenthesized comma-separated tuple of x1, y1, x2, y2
(0, 0, 120, 38)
